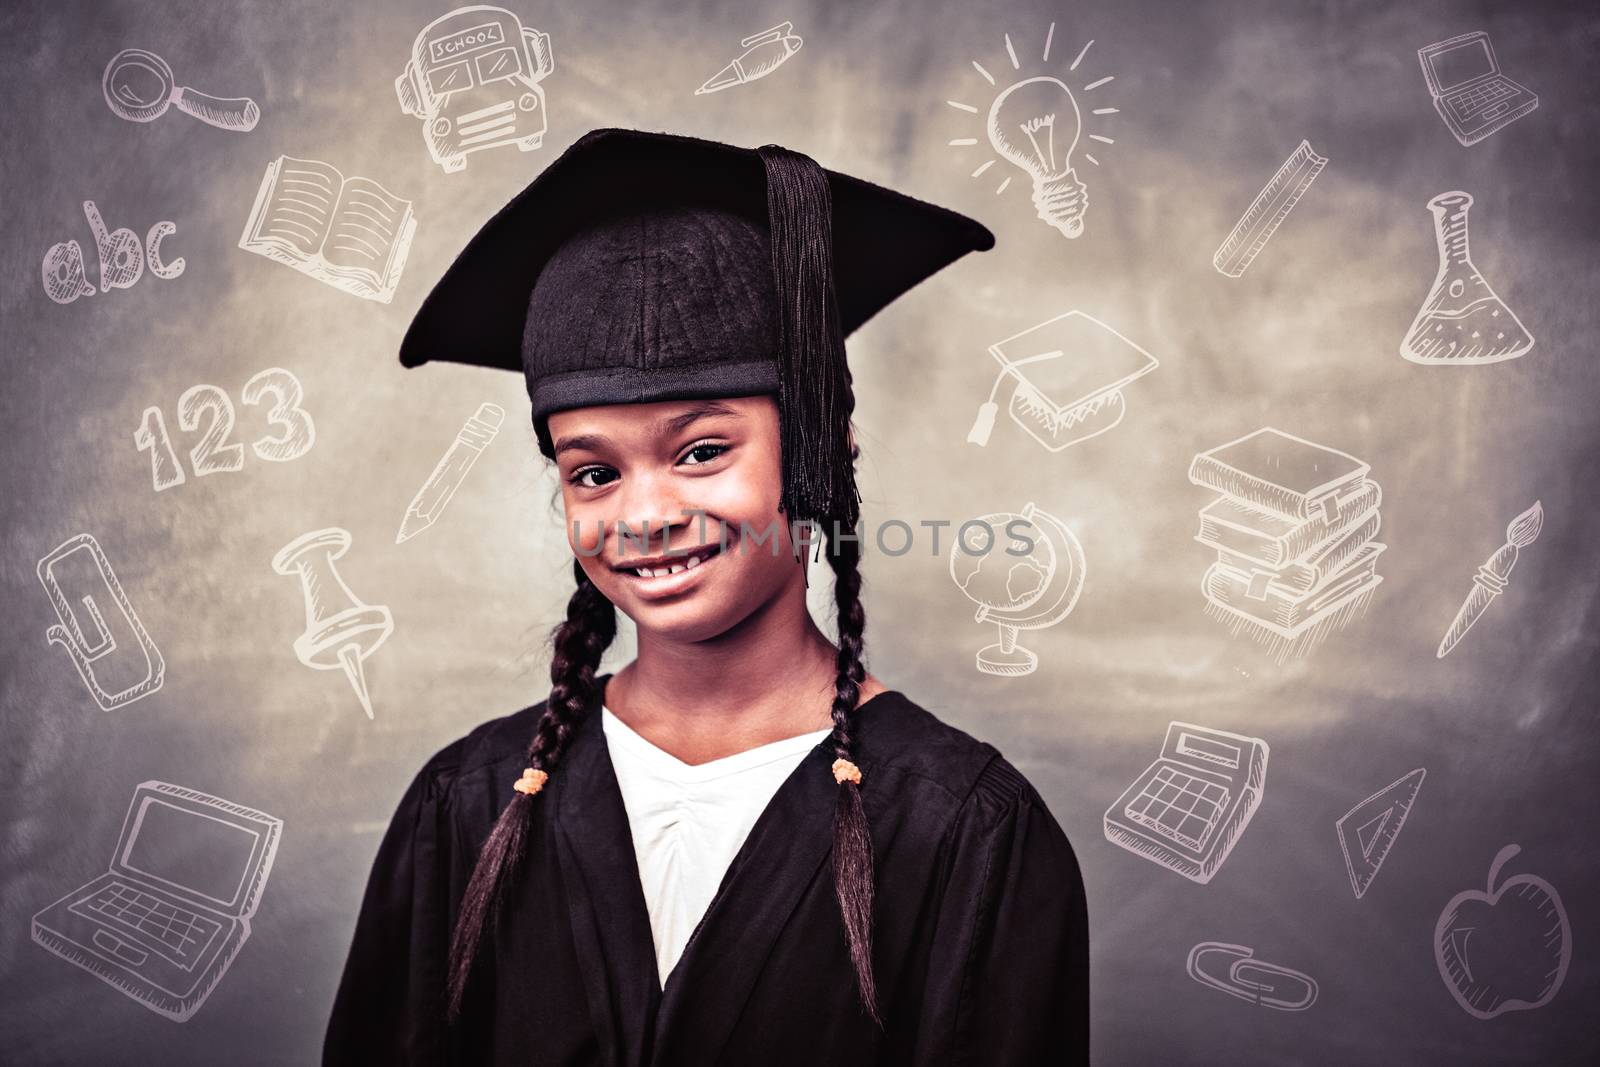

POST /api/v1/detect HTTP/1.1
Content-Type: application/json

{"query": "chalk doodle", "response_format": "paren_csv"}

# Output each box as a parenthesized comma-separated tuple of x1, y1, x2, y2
(273, 528, 394, 719)
(946, 22, 1120, 238)
(396, 6, 555, 173)
(1190, 428, 1384, 663)
(134, 368, 315, 492)
(1104, 722, 1268, 884)
(42, 201, 183, 304)
(239, 156, 416, 303)
(37, 533, 165, 712)
(32, 781, 281, 1021)
(696, 22, 803, 95)
(103, 48, 260, 131)
(948, 502, 1085, 676)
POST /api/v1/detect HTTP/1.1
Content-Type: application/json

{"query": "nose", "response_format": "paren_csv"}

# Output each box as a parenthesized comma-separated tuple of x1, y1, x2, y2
(614, 470, 698, 555)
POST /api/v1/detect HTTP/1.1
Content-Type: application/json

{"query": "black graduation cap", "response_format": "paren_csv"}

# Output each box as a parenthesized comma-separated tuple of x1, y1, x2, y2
(400, 127, 994, 529)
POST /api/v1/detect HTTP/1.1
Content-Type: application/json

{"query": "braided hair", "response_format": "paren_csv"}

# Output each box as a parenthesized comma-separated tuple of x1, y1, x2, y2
(443, 463, 881, 1026)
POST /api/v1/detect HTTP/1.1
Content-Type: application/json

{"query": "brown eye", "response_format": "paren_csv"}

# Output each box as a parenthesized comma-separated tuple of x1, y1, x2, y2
(571, 466, 618, 488)
(680, 442, 728, 466)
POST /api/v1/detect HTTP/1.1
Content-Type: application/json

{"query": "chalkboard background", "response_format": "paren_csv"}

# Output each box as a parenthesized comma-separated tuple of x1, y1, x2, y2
(3, 0, 1597, 1063)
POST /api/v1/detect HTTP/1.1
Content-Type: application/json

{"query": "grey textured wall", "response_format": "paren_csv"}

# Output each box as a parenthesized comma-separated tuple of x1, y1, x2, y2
(2, 0, 1597, 1063)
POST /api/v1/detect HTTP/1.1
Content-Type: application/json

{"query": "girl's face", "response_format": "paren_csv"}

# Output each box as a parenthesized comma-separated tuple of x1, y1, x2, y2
(547, 394, 809, 643)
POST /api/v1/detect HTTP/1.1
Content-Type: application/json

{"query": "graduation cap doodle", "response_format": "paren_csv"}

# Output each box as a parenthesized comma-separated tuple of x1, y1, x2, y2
(966, 310, 1158, 453)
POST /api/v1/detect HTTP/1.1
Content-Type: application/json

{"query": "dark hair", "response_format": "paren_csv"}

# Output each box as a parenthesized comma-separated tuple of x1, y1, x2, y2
(443, 470, 881, 1025)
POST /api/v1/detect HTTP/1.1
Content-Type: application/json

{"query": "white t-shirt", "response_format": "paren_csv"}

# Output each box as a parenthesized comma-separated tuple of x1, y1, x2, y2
(600, 704, 832, 989)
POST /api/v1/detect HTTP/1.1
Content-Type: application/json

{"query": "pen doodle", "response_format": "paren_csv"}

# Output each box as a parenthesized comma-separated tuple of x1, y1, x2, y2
(1401, 191, 1533, 365)
(696, 22, 803, 95)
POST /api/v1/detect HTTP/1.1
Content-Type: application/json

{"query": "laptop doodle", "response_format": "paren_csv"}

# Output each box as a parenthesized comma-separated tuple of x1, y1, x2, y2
(32, 781, 282, 1021)
(1417, 31, 1538, 146)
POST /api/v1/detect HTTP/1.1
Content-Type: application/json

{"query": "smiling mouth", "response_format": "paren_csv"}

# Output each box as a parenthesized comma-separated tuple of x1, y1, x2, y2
(613, 542, 725, 579)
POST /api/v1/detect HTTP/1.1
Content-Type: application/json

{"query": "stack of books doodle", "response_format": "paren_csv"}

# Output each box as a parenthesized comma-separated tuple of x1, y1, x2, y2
(1188, 427, 1384, 662)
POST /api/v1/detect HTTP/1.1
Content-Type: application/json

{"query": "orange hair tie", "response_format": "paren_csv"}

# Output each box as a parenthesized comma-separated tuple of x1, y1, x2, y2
(831, 758, 862, 786)
(513, 767, 549, 796)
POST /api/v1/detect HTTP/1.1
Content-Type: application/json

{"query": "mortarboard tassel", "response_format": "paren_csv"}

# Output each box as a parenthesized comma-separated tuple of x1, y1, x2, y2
(757, 145, 862, 537)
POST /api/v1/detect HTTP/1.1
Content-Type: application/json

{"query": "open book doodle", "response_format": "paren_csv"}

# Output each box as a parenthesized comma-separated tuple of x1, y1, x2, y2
(239, 156, 417, 303)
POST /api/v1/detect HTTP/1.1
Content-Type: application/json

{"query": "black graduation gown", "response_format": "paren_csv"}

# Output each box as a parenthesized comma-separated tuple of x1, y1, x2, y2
(324, 674, 1090, 1065)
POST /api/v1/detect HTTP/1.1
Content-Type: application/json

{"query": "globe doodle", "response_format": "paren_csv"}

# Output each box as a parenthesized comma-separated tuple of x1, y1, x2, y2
(949, 502, 1086, 675)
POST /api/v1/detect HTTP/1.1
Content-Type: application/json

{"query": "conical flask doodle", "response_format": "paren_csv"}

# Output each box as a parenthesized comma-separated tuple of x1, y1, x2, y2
(272, 527, 393, 719)
(1401, 192, 1533, 365)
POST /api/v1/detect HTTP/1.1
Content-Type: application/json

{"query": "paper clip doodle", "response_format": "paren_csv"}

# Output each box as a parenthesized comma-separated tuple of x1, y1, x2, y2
(31, 780, 281, 1022)
(1103, 722, 1268, 884)
(396, 5, 555, 173)
(37, 533, 165, 711)
(103, 48, 260, 131)
(1187, 942, 1319, 1012)
(273, 528, 393, 719)
(696, 22, 803, 96)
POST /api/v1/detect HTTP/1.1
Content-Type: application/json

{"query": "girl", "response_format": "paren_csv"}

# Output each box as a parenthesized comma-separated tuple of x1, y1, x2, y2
(324, 128, 1089, 1065)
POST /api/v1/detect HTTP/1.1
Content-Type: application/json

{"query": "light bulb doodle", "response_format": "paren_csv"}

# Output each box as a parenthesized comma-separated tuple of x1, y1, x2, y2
(946, 23, 1119, 239)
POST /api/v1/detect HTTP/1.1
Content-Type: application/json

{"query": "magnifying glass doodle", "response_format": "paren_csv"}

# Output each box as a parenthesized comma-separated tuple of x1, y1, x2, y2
(103, 48, 260, 131)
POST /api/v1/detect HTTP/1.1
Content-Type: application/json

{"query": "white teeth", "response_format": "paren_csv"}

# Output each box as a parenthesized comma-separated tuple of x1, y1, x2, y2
(687, 555, 702, 569)
(667, 563, 686, 574)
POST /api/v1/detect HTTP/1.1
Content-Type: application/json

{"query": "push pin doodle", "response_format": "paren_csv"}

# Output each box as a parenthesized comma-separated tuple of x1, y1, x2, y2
(272, 528, 393, 719)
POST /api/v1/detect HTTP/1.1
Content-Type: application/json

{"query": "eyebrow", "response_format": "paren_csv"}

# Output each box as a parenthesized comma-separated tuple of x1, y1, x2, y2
(552, 400, 744, 457)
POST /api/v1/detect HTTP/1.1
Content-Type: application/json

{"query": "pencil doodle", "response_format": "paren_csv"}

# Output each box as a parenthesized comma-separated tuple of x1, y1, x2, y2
(397, 402, 505, 544)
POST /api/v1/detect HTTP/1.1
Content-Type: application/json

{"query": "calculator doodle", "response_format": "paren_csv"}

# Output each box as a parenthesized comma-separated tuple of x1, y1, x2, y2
(1104, 722, 1269, 884)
